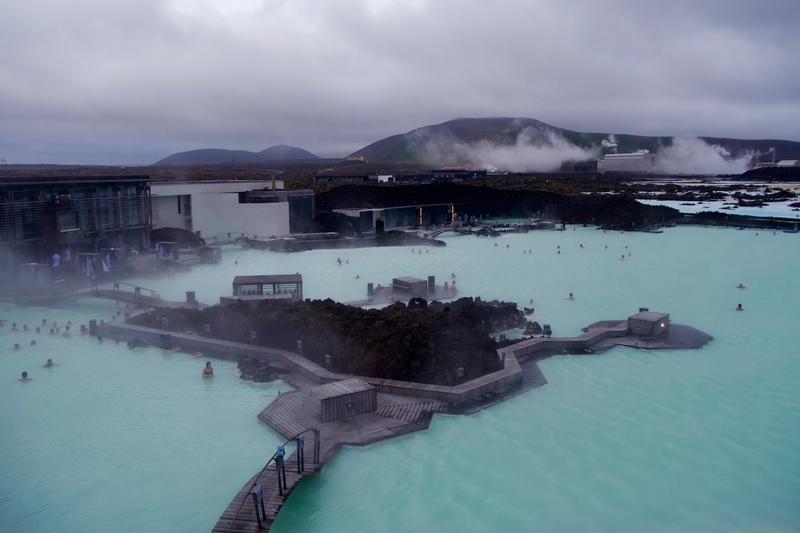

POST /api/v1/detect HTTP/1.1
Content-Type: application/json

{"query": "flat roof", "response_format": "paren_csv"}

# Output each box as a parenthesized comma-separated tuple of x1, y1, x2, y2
(629, 311, 669, 322)
(233, 274, 302, 285)
(0, 175, 150, 186)
(304, 378, 374, 400)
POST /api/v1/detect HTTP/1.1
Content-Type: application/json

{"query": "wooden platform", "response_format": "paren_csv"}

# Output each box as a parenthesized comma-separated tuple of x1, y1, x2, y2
(213, 392, 447, 533)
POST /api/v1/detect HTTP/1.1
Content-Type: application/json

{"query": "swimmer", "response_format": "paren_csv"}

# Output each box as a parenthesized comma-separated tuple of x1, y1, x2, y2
(621, 255, 625, 260)
(42, 319, 47, 325)
(80, 325, 88, 335)
(346, 259, 350, 263)
(49, 328, 55, 335)
(23, 324, 28, 331)
(580, 244, 584, 248)
(19, 371, 31, 382)
(736, 283, 746, 289)
(44, 359, 55, 367)
(736, 303, 744, 311)
(30, 340, 36, 346)
(354, 275, 360, 279)
(426, 250, 429, 253)
(63, 326, 70, 337)
(568, 293, 575, 300)
(494, 243, 497, 247)
(605, 245, 607, 249)
(628, 253, 631, 257)
(11, 323, 17, 331)
(203, 362, 214, 378)
(451, 273, 456, 279)
(97, 336, 103, 342)
(53, 322, 57, 328)
(35, 327, 40, 334)
(529, 299, 533, 304)
(444, 282, 449, 290)
(192, 351, 203, 358)
(167, 346, 181, 354)
(557, 250, 560, 254)
(234, 260, 238, 265)
(557, 246, 560, 249)
(506, 244, 509, 248)
(14, 343, 20, 350)
(66, 321, 72, 326)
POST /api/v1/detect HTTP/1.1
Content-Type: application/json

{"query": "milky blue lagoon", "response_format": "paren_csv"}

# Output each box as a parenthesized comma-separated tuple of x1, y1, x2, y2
(2, 226, 799, 532)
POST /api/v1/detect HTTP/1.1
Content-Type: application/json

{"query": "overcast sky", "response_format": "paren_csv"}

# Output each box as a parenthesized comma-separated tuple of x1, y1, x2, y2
(1, 0, 798, 164)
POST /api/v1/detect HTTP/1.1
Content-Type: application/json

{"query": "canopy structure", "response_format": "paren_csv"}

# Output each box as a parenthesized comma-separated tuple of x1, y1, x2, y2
(231, 274, 303, 300)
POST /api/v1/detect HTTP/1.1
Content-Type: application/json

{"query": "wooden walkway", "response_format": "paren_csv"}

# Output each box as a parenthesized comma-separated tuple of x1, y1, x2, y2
(212, 392, 447, 533)
(18, 288, 206, 310)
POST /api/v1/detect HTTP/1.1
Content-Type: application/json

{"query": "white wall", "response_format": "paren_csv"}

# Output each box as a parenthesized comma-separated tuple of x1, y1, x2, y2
(153, 195, 191, 231)
(150, 181, 290, 238)
(191, 193, 290, 238)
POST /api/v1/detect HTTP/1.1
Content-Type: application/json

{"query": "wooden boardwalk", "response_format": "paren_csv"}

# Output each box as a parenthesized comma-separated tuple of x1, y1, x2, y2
(212, 392, 447, 533)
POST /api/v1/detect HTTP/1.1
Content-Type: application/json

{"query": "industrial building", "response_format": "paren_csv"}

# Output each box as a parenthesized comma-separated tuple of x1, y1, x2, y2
(598, 152, 658, 174)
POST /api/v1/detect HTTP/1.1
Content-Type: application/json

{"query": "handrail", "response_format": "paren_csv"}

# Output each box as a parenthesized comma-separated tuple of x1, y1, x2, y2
(223, 428, 318, 533)
(111, 281, 159, 305)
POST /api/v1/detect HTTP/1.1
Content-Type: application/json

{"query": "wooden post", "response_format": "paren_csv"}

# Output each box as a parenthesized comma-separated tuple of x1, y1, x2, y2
(250, 484, 266, 530)
(296, 435, 305, 473)
(313, 429, 320, 464)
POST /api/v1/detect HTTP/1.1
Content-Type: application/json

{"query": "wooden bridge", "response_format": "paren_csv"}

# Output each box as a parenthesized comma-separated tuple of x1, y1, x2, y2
(14, 281, 177, 309)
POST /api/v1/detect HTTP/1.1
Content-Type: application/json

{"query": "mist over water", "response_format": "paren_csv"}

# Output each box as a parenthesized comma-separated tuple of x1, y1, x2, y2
(2, 226, 799, 532)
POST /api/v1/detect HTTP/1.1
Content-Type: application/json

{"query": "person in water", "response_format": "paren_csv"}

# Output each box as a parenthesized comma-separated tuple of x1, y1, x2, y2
(568, 293, 575, 300)
(736, 283, 746, 289)
(19, 371, 31, 382)
(44, 359, 55, 367)
(203, 362, 214, 378)
(14, 343, 20, 350)
(736, 303, 744, 311)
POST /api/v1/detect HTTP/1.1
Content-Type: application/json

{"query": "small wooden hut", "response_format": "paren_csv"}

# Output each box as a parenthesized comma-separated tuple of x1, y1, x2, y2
(302, 379, 377, 422)
(628, 311, 670, 337)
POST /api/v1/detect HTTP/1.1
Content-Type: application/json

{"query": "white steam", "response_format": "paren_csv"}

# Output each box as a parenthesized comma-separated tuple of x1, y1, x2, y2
(656, 137, 751, 175)
(411, 127, 598, 172)
(601, 134, 617, 150)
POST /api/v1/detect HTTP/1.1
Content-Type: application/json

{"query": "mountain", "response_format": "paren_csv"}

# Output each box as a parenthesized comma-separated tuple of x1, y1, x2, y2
(348, 117, 800, 165)
(153, 145, 320, 166)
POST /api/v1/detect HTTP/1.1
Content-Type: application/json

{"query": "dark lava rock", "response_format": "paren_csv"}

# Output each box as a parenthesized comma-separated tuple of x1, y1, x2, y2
(127, 338, 148, 349)
(238, 357, 275, 382)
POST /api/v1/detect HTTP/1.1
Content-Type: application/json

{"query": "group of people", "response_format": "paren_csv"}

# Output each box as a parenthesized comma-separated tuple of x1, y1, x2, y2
(50, 248, 71, 271)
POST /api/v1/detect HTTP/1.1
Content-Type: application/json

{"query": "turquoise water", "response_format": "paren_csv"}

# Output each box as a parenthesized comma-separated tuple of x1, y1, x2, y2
(3, 226, 800, 532)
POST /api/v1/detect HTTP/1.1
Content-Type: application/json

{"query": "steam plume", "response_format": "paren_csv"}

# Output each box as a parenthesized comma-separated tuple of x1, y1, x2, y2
(411, 127, 598, 172)
(656, 137, 751, 175)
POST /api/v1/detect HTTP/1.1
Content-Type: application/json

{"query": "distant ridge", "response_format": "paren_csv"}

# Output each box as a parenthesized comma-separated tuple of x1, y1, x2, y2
(153, 145, 320, 166)
(349, 117, 800, 165)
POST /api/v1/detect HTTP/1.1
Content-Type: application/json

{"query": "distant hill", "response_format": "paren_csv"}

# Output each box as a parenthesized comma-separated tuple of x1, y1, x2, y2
(349, 117, 800, 165)
(153, 145, 320, 166)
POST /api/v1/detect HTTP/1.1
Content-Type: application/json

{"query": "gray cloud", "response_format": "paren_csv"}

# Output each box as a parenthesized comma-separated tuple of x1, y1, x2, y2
(1, 0, 798, 164)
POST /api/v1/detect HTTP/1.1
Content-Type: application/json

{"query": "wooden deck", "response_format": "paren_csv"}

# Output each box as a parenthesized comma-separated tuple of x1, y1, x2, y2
(213, 392, 447, 533)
